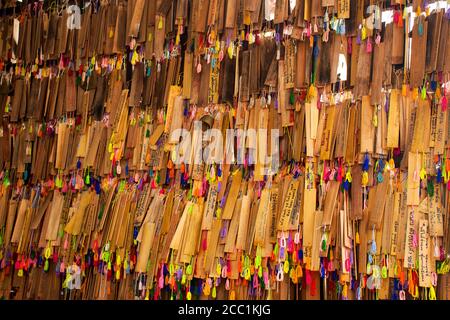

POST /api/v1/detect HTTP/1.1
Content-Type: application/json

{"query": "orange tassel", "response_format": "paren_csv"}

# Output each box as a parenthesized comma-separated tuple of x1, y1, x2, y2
(167, 159, 173, 170)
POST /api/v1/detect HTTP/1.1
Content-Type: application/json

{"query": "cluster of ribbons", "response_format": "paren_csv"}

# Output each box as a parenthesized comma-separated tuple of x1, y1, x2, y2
(0, 0, 449, 300)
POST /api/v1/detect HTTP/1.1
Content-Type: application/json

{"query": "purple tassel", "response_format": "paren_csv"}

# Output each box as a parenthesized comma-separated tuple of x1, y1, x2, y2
(385, 94, 389, 113)
(445, 8, 450, 20)
(313, 45, 319, 57)
(94, 179, 101, 194)
(356, 32, 361, 45)
(362, 153, 370, 171)
(437, 168, 442, 183)
(343, 179, 350, 191)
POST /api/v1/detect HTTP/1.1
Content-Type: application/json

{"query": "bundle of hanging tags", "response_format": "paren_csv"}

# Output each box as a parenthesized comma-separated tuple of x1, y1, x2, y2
(0, 0, 449, 300)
